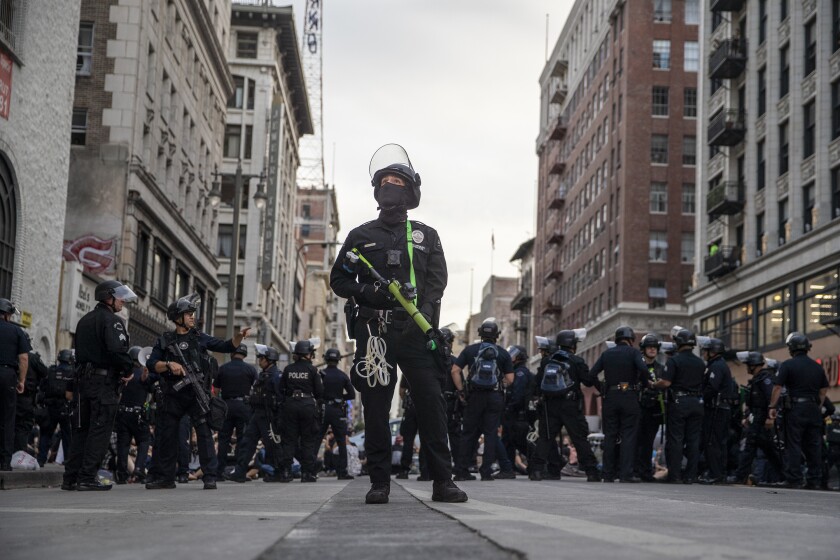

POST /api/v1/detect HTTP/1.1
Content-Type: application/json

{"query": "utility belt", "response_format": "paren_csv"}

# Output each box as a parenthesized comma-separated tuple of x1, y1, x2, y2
(119, 405, 145, 414)
(327, 399, 345, 406)
(79, 364, 110, 377)
(544, 390, 579, 401)
(673, 391, 702, 398)
(289, 391, 314, 399)
(792, 396, 820, 405)
(0, 364, 17, 372)
(607, 383, 639, 393)
(706, 394, 732, 410)
(224, 396, 247, 402)
(358, 306, 411, 330)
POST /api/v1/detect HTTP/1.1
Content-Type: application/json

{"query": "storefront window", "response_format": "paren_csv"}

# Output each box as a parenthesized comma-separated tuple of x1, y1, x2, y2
(758, 289, 790, 348)
(796, 268, 840, 335)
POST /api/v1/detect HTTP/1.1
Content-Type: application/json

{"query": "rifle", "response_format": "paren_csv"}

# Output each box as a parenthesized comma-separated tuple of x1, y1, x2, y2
(167, 341, 210, 417)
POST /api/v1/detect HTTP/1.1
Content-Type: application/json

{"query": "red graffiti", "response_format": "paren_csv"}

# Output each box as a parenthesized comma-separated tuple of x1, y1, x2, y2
(63, 235, 116, 274)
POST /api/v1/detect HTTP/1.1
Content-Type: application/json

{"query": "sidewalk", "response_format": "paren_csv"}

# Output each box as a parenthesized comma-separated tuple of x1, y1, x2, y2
(0, 462, 64, 490)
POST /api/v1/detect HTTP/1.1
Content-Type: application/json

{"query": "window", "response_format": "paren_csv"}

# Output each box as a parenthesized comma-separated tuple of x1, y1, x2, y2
(759, 0, 767, 45)
(651, 134, 668, 164)
(228, 76, 255, 110)
(653, 0, 671, 22)
(833, 81, 840, 140)
(682, 183, 696, 214)
(134, 227, 150, 295)
(649, 231, 668, 262)
(653, 40, 670, 69)
(758, 289, 790, 348)
(803, 183, 815, 232)
(756, 212, 766, 256)
(243, 125, 253, 159)
(774, 124, 788, 177)
(175, 267, 190, 298)
(224, 124, 241, 158)
(216, 224, 247, 259)
(650, 183, 667, 213)
(681, 232, 695, 264)
(834, 168, 840, 220)
(220, 175, 250, 209)
(779, 46, 789, 98)
(684, 87, 697, 117)
(757, 67, 766, 116)
(682, 136, 696, 166)
(804, 101, 816, 158)
(725, 303, 754, 351)
(796, 268, 840, 335)
(757, 141, 766, 191)
(649, 279, 667, 309)
(652, 86, 669, 116)
(684, 41, 699, 72)
(301, 224, 311, 237)
(236, 31, 258, 59)
(77, 22, 94, 75)
(152, 245, 171, 302)
(220, 275, 244, 309)
(71, 109, 88, 146)
(805, 19, 817, 75)
(685, 0, 699, 25)
(781, 0, 789, 21)
(778, 200, 789, 246)
(146, 45, 156, 97)
(835, 0, 840, 53)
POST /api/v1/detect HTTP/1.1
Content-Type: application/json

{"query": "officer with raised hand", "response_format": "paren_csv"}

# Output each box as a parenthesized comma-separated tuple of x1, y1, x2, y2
(279, 340, 323, 483)
(213, 344, 257, 480)
(63, 280, 136, 491)
(635, 334, 666, 482)
(699, 338, 734, 484)
(653, 329, 705, 484)
(768, 333, 829, 489)
(37, 349, 74, 467)
(115, 346, 156, 484)
(145, 293, 247, 490)
(590, 326, 648, 483)
(330, 144, 466, 505)
(0, 298, 30, 471)
(228, 344, 283, 483)
(320, 347, 356, 480)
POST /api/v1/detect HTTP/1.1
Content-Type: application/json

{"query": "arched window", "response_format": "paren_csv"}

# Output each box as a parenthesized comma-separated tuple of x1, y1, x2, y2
(0, 152, 17, 298)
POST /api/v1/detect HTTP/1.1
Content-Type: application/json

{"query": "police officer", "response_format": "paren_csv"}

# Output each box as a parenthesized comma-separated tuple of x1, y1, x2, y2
(533, 335, 565, 478)
(502, 345, 533, 478)
(824, 410, 840, 491)
(63, 280, 136, 491)
(145, 293, 247, 490)
(229, 344, 283, 482)
(451, 320, 514, 481)
(635, 334, 666, 482)
(439, 327, 463, 469)
(0, 298, 30, 470)
(330, 144, 466, 504)
(395, 376, 420, 479)
(319, 348, 356, 480)
(37, 349, 74, 467)
(768, 333, 829, 489)
(213, 344, 257, 479)
(16, 349, 49, 455)
(653, 329, 705, 484)
(279, 340, 324, 483)
(590, 326, 648, 482)
(729, 352, 783, 485)
(698, 338, 734, 484)
(115, 346, 156, 484)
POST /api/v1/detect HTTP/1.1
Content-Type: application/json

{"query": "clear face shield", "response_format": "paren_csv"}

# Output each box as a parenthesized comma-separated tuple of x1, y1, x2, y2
(368, 144, 414, 180)
(255, 344, 269, 358)
(113, 285, 139, 303)
(180, 293, 201, 322)
(535, 336, 551, 351)
(572, 328, 587, 343)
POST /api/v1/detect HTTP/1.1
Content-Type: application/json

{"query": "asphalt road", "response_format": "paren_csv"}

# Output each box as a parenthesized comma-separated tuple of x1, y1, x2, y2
(0, 477, 837, 560)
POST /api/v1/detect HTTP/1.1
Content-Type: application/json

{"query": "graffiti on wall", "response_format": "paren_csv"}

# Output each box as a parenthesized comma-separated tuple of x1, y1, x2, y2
(63, 234, 117, 275)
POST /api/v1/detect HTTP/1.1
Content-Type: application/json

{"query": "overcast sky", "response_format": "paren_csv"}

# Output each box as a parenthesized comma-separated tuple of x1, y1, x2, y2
(289, 0, 574, 330)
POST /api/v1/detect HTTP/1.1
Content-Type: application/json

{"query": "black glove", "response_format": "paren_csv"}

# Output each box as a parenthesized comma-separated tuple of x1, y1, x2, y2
(361, 284, 393, 308)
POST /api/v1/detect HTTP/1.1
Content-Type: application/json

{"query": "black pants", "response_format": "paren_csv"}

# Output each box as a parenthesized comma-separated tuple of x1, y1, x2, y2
(147, 390, 217, 483)
(635, 405, 663, 479)
(602, 391, 640, 480)
(445, 397, 463, 468)
(63, 375, 120, 484)
(322, 404, 349, 475)
(235, 408, 281, 475)
(457, 390, 504, 477)
(666, 397, 704, 482)
(0, 367, 16, 465)
(352, 321, 452, 484)
(784, 402, 823, 485)
(37, 401, 72, 466)
(115, 409, 151, 480)
(217, 399, 251, 476)
(702, 406, 730, 480)
(280, 398, 320, 475)
(399, 404, 419, 473)
(823, 443, 840, 489)
(13, 391, 35, 453)
(533, 397, 597, 475)
(734, 420, 783, 481)
(502, 410, 530, 472)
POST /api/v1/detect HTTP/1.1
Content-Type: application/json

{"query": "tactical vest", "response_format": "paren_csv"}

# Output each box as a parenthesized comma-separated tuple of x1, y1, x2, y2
(249, 371, 277, 408)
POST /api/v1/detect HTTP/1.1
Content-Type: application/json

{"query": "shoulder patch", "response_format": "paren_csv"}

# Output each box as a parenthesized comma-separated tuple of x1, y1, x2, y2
(114, 322, 124, 331)
(763, 378, 772, 385)
(411, 230, 424, 244)
(516, 370, 524, 377)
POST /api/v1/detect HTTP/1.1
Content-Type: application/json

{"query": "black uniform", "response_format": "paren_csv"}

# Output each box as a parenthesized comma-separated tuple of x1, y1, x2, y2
(232, 363, 282, 480)
(590, 343, 648, 481)
(115, 366, 156, 482)
(503, 363, 534, 474)
(532, 352, 599, 478)
(824, 410, 840, 491)
(279, 359, 324, 478)
(330, 218, 452, 485)
(453, 343, 512, 479)
(397, 378, 421, 476)
(635, 359, 666, 481)
(15, 351, 48, 454)
(64, 303, 133, 486)
(701, 355, 734, 481)
(145, 329, 235, 485)
(320, 364, 356, 477)
(775, 354, 828, 487)
(213, 357, 257, 478)
(0, 319, 31, 469)
(733, 368, 783, 482)
(442, 352, 463, 469)
(37, 361, 74, 466)
(661, 349, 705, 483)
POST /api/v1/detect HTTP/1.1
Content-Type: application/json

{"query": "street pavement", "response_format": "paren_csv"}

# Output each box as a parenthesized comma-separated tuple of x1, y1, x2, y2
(0, 476, 837, 560)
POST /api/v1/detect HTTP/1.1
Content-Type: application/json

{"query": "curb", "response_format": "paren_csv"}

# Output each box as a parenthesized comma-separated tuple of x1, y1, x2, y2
(0, 469, 64, 490)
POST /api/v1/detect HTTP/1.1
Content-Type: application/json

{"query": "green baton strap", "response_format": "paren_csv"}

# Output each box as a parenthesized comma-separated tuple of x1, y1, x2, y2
(405, 221, 418, 306)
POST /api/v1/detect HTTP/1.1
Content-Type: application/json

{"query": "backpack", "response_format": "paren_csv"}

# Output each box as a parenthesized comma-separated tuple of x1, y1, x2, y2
(44, 365, 72, 400)
(540, 350, 574, 396)
(469, 342, 500, 390)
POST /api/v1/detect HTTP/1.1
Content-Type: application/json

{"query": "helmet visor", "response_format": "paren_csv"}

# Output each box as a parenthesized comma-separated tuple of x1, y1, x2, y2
(369, 144, 413, 178)
(113, 285, 138, 303)
(255, 344, 269, 357)
(572, 328, 587, 343)
(735, 351, 749, 362)
(309, 337, 321, 349)
(535, 336, 550, 350)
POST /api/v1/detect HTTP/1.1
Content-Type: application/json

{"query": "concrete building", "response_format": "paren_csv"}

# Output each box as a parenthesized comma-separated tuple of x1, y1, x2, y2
(61, 0, 234, 349)
(465, 275, 518, 347)
(212, 1, 312, 356)
(687, 0, 840, 400)
(0, 0, 82, 357)
(509, 238, 535, 348)
(535, 0, 699, 365)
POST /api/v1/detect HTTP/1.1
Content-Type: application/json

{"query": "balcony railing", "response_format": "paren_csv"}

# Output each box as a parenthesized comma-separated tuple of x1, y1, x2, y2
(548, 187, 566, 209)
(542, 298, 563, 315)
(550, 85, 568, 104)
(548, 116, 566, 141)
(547, 229, 564, 245)
(710, 0, 745, 12)
(510, 289, 533, 311)
(549, 159, 566, 175)
(704, 245, 740, 280)
(544, 266, 563, 283)
(707, 181, 745, 216)
(709, 38, 748, 80)
(708, 109, 746, 146)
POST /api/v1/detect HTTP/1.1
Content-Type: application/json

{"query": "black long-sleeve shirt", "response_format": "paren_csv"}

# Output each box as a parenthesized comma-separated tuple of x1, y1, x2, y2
(280, 359, 324, 398)
(74, 303, 133, 374)
(589, 344, 648, 388)
(321, 366, 355, 401)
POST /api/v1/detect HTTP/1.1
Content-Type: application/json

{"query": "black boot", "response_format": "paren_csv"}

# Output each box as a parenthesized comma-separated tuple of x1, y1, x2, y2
(337, 472, 355, 480)
(145, 479, 176, 490)
(77, 481, 113, 491)
(301, 472, 317, 483)
(432, 479, 468, 503)
(365, 482, 391, 504)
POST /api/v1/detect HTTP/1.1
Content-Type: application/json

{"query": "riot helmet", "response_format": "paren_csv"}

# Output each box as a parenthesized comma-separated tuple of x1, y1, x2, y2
(94, 280, 138, 303)
(614, 326, 635, 344)
(639, 334, 661, 350)
(507, 345, 528, 363)
(0, 298, 17, 316)
(740, 351, 765, 367)
(785, 332, 811, 354)
(478, 319, 500, 341)
(369, 144, 422, 209)
(293, 339, 316, 357)
(255, 344, 280, 363)
(439, 327, 455, 345)
(324, 348, 341, 363)
(129, 346, 143, 364)
(672, 328, 696, 348)
(702, 338, 726, 356)
(57, 349, 75, 364)
(167, 293, 201, 322)
(232, 344, 248, 358)
(556, 330, 577, 351)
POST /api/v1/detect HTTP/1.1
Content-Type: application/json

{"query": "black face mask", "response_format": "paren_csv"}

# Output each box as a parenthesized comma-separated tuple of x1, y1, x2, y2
(377, 182, 408, 225)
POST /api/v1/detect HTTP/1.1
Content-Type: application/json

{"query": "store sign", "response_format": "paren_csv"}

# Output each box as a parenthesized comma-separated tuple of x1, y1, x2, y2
(817, 355, 840, 387)
(0, 49, 12, 120)
(19, 310, 31, 328)
(62, 264, 97, 333)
